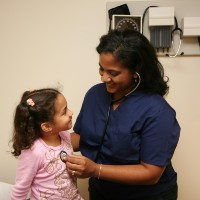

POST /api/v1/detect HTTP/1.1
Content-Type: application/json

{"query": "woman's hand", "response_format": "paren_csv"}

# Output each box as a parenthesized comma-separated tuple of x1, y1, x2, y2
(66, 154, 100, 178)
(65, 155, 165, 185)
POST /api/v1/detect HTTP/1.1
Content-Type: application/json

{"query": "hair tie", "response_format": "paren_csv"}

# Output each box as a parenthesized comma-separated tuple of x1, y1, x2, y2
(26, 98, 35, 107)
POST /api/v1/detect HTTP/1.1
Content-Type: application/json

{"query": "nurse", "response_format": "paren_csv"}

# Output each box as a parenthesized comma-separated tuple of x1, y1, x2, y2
(67, 29, 180, 200)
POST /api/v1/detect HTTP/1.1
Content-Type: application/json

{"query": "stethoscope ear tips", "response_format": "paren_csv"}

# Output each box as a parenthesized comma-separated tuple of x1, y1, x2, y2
(60, 150, 68, 163)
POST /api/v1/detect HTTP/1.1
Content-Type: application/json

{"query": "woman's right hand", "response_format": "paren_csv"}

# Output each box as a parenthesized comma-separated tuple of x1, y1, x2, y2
(66, 154, 100, 178)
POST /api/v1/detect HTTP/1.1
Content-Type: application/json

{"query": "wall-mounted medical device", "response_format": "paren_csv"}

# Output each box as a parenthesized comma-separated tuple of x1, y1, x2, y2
(148, 6, 174, 52)
(112, 15, 142, 32)
(182, 17, 200, 37)
(107, 1, 200, 57)
(149, 7, 174, 26)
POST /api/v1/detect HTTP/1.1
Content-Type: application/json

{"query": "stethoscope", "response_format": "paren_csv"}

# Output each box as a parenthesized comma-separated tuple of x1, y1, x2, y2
(95, 72, 141, 162)
(60, 150, 68, 162)
(60, 73, 141, 163)
(166, 17, 184, 58)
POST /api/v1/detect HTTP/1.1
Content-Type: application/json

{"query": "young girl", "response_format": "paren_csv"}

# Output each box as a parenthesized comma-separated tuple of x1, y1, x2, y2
(10, 88, 83, 200)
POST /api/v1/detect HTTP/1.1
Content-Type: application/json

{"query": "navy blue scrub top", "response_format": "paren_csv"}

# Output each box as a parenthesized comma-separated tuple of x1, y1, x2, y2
(74, 83, 180, 198)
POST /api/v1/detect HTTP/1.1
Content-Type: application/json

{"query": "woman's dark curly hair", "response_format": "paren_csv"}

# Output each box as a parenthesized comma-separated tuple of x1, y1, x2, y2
(96, 29, 169, 96)
(11, 88, 60, 157)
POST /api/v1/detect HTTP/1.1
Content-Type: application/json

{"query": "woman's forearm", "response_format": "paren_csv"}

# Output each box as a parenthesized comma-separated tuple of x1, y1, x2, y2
(66, 154, 165, 185)
(70, 132, 80, 151)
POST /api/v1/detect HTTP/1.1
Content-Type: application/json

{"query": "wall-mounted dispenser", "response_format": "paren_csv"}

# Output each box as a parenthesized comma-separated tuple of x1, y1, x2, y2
(182, 17, 200, 37)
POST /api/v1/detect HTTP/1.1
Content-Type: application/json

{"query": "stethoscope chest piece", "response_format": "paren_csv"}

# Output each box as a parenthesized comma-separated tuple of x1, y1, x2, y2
(60, 150, 68, 163)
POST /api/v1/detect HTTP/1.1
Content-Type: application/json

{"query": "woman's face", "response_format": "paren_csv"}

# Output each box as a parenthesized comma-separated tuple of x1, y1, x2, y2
(99, 53, 135, 99)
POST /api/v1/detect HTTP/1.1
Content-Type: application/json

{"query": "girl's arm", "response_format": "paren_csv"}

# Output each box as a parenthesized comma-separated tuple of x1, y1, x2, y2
(11, 148, 40, 199)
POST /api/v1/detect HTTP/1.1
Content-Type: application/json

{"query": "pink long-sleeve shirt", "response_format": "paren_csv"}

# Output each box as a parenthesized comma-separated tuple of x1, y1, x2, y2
(11, 131, 83, 200)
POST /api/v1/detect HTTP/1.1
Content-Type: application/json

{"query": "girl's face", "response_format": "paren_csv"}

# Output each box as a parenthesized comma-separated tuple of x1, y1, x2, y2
(99, 53, 135, 100)
(51, 94, 73, 133)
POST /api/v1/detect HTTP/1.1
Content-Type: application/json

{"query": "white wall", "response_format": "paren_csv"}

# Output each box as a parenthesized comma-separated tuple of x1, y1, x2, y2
(0, 1, 200, 200)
